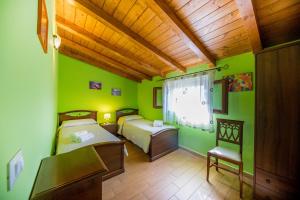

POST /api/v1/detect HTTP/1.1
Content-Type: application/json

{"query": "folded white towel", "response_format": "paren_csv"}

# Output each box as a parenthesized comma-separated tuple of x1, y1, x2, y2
(73, 130, 88, 137)
(72, 131, 94, 143)
(153, 120, 163, 127)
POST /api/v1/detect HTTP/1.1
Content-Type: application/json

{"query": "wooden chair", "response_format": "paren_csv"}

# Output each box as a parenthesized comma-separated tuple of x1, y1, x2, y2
(207, 118, 244, 198)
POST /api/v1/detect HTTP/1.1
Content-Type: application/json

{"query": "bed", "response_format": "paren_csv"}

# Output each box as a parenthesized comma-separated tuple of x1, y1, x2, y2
(116, 108, 178, 161)
(56, 110, 125, 181)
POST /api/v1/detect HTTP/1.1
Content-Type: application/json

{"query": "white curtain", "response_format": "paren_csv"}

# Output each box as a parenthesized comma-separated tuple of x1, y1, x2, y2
(163, 71, 214, 131)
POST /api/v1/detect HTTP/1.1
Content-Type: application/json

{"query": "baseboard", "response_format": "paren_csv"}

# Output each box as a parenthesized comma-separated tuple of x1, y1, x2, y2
(179, 145, 253, 186)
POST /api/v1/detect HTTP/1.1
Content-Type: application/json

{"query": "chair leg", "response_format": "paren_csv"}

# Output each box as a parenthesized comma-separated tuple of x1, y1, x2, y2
(215, 158, 219, 172)
(207, 154, 210, 182)
(239, 163, 243, 199)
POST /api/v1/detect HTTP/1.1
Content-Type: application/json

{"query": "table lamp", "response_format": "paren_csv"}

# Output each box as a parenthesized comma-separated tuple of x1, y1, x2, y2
(103, 113, 111, 124)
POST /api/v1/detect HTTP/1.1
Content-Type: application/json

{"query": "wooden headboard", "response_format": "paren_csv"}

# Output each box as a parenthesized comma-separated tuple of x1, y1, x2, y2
(58, 110, 98, 125)
(116, 108, 139, 122)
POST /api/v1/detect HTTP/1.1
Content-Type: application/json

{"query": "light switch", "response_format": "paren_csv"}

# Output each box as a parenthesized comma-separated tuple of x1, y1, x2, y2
(7, 150, 24, 191)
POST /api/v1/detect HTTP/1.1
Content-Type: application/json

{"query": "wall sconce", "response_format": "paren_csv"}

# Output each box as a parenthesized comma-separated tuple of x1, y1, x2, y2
(53, 34, 61, 50)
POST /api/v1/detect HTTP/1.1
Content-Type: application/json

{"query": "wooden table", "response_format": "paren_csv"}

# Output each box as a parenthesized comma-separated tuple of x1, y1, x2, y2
(30, 146, 108, 200)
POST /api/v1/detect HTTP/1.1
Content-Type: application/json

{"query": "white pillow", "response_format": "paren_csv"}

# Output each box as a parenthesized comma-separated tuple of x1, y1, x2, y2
(61, 118, 97, 128)
(120, 115, 143, 121)
(117, 115, 143, 128)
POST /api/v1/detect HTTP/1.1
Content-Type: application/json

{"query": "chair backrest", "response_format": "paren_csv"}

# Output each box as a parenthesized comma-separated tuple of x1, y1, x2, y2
(216, 118, 244, 154)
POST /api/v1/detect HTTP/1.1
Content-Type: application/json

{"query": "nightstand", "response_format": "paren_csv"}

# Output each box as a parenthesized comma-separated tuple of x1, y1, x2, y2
(100, 123, 118, 135)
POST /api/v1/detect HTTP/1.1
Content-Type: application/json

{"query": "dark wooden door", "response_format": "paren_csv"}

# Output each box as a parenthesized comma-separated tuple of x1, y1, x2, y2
(256, 44, 300, 180)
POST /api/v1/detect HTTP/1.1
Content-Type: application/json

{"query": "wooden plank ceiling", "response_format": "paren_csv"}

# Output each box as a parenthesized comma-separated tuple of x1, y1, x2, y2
(56, 0, 300, 82)
(253, 0, 300, 47)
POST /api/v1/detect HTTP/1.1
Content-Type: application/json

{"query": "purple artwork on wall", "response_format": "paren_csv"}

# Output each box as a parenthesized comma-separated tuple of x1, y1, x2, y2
(89, 81, 101, 90)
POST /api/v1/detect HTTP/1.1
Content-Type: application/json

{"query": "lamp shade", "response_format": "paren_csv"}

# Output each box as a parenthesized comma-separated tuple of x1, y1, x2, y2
(103, 113, 111, 120)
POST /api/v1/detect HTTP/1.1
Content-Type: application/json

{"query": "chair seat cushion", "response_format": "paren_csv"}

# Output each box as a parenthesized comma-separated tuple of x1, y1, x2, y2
(208, 146, 241, 162)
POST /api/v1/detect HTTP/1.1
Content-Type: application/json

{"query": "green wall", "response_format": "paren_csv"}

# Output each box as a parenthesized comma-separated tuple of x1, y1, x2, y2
(137, 76, 163, 120)
(0, 1, 57, 199)
(137, 52, 255, 174)
(58, 54, 138, 123)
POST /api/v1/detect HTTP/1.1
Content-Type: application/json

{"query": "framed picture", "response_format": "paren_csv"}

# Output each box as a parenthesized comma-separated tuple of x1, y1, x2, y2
(224, 72, 253, 92)
(37, 0, 49, 53)
(153, 87, 162, 108)
(89, 81, 102, 90)
(112, 88, 121, 96)
(213, 79, 228, 114)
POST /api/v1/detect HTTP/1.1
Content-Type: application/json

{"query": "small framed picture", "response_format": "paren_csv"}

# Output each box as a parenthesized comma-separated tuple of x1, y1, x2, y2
(89, 81, 102, 90)
(112, 88, 121, 96)
(37, 0, 49, 53)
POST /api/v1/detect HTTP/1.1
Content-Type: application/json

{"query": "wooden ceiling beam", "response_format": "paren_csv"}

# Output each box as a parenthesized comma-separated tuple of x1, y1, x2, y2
(72, 0, 186, 72)
(59, 46, 141, 82)
(61, 38, 151, 80)
(147, 0, 216, 66)
(235, 0, 262, 53)
(56, 16, 161, 76)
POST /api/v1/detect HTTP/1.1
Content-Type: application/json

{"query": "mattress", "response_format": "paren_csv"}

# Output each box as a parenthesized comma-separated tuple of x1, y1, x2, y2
(118, 118, 175, 153)
(56, 123, 124, 155)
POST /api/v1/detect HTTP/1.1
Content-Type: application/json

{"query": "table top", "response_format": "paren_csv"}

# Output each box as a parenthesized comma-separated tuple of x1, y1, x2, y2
(100, 122, 117, 126)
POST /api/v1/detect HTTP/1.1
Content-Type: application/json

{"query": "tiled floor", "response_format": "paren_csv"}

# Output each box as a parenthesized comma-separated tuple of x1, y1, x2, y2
(102, 142, 253, 200)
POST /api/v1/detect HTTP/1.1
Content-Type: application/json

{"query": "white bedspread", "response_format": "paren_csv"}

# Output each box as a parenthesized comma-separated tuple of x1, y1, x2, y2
(118, 118, 175, 153)
(56, 124, 126, 155)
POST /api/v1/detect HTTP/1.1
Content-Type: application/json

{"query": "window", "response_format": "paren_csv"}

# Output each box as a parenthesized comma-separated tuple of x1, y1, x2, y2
(163, 72, 214, 131)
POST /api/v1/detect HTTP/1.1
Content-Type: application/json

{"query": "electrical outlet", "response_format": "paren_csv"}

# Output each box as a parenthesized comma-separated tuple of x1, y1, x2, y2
(7, 150, 24, 191)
